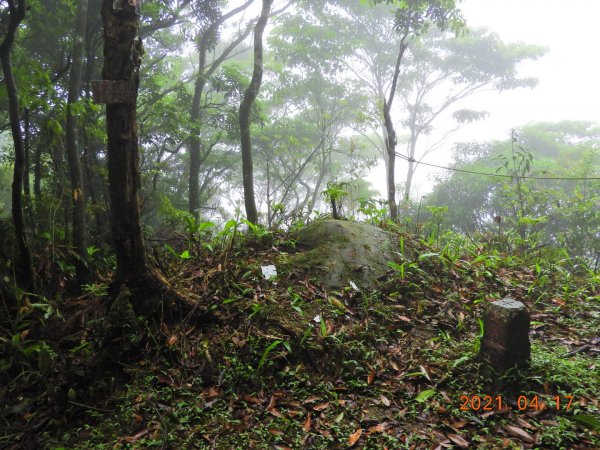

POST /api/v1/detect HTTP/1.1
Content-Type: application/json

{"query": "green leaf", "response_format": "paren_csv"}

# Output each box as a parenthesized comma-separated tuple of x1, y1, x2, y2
(320, 318, 327, 337)
(571, 414, 600, 431)
(415, 389, 436, 402)
(257, 340, 282, 370)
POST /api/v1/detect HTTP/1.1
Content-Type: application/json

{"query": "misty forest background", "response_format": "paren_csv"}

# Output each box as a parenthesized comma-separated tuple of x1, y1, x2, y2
(0, 0, 599, 449)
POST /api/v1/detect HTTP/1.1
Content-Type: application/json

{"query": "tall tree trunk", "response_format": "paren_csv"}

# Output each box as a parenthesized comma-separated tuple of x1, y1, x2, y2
(0, 0, 33, 289)
(189, 1, 255, 218)
(403, 135, 417, 201)
(188, 35, 209, 219)
(66, 0, 89, 279)
(101, 0, 148, 287)
(100, 0, 199, 319)
(382, 38, 408, 221)
(239, 0, 273, 224)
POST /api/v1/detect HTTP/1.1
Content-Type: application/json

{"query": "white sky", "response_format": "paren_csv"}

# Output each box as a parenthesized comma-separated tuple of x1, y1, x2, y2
(370, 0, 600, 199)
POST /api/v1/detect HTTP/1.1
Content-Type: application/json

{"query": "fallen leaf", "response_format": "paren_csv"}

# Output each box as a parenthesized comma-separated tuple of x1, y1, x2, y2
(505, 425, 535, 443)
(267, 395, 277, 411)
(419, 365, 432, 382)
(303, 414, 311, 432)
(451, 420, 467, 429)
(124, 428, 149, 443)
(269, 409, 284, 418)
(515, 416, 536, 430)
(167, 334, 178, 347)
(269, 429, 284, 436)
(348, 428, 363, 447)
(380, 394, 391, 407)
(447, 433, 469, 448)
(313, 402, 330, 411)
(367, 369, 376, 385)
(367, 423, 386, 434)
(157, 374, 175, 386)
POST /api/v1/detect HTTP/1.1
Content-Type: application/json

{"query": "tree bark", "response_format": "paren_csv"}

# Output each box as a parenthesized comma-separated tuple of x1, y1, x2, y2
(189, 0, 255, 218)
(188, 33, 209, 219)
(0, 0, 34, 289)
(66, 0, 89, 279)
(239, 0, 273, 224)
(383, 38, 408, 221)
(101, 0, 148, 287)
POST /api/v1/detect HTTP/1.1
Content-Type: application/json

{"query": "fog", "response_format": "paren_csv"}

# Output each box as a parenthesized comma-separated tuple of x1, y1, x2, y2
(389, 0, 600, 198)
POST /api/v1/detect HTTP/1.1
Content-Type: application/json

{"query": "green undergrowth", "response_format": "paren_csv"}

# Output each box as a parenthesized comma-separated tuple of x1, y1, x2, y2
(1, 220, 598, 449)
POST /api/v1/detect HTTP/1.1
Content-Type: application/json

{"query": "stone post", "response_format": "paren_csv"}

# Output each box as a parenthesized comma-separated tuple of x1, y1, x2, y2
(480, 298, 531, 374)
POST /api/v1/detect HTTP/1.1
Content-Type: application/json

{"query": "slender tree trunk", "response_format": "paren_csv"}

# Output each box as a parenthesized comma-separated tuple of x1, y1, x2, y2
(189, 1, 254, 218)
(383, 103, 398, 220)
(23, 107, 35, 232)
(33, 137, 42, 199)
(0, 0, 33, 289)
(403, 135, 417, 201)
(101, 0, 148, 286)
(382, 38, 408, 221)
(23, 107, 30, 198)
(189, 35, 209, 219)
(66, 0, 89, 279)
(239, 0, 273, 224)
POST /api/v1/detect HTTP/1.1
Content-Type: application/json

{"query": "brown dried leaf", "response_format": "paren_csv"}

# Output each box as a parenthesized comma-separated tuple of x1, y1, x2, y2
(380, 394, 391, 407)
(303, 414, 311, 432)
(515, 416, 536, 430)
(269, 409, 284, 418)
(167, 334, 178, 347)
(447, 433, 469, 448)
(367, 369, 376, 385)
(313, 402, 330, 411)
(348, 428, 363, 447)
(157, 374, 174, 386)
(505, 425, 535, 443)
(267, 395, 277, 411)
(124, 428, 149, 443)
(367, 423, 386, 434)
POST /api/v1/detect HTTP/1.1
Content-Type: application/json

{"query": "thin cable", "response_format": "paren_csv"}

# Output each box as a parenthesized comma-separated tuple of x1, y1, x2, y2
(394, 152, 600, 181)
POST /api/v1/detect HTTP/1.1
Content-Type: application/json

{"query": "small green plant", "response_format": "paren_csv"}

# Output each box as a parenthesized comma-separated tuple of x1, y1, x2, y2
(322, 181, 349, 220)
(82, 282, 109, 298)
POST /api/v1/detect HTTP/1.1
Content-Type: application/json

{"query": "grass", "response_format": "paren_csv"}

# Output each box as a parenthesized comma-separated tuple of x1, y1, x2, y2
(1, 224, 599, 449)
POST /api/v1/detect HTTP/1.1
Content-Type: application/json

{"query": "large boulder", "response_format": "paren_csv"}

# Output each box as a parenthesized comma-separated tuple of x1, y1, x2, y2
(286, 219, 399, 289)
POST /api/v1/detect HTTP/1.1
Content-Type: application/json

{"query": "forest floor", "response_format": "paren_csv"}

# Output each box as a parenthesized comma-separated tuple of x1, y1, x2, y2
(1, 222, 599, 449)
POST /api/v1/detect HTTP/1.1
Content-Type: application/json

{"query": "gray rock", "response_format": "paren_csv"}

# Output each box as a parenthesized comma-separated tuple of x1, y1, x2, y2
(287, 219, 399, 289)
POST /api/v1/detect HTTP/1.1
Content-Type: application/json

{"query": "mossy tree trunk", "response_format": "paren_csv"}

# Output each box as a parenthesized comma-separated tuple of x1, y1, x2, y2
(66, 0, 89, 280)
(239, 0, 273, 224)
(0, 0, 34, 290)
(101, 0, 153, 306)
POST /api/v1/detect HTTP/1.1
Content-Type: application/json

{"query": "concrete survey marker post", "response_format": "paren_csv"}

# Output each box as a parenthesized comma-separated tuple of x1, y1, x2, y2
(480, 298, 531, 374)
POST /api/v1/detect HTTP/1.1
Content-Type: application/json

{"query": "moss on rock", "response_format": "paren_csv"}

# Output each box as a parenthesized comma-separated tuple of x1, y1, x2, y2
(284, 219, 399, 289)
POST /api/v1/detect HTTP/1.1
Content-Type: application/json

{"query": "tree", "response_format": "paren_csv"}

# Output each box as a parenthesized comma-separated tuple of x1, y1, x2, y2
(188, 0, 255, 219)
(398, 28, 544, 200)
(370, 0, 464, 219)
(0, 0, 33, 288)
(239, 0, 273, 224)
(100, 0, 153, 303)
(426, 121, 600, 259)
(65, 0, 89, 279)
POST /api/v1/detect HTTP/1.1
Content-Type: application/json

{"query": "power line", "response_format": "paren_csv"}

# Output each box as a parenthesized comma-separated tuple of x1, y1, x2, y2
(394, 152, 600, 181)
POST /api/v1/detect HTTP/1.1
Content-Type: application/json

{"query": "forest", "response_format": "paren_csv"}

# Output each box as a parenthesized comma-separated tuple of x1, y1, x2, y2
(0, 0, 599, 448)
